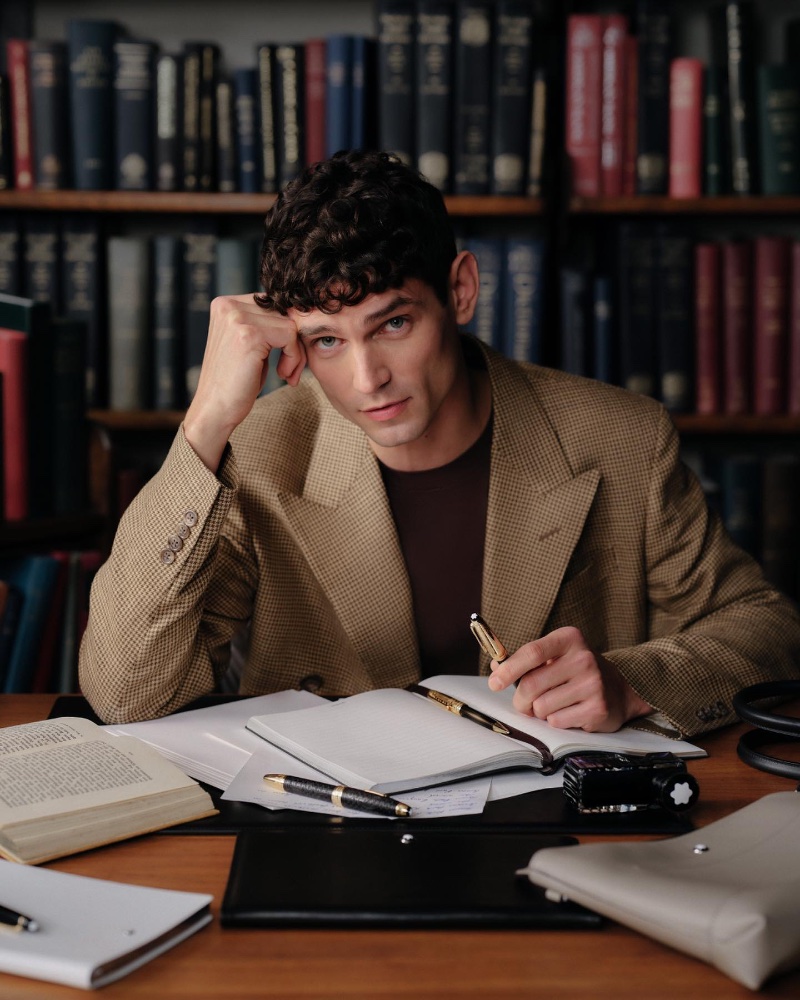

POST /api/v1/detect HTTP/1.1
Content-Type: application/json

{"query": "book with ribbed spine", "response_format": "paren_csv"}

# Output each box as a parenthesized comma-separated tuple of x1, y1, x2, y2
(491, 0, 535, 197)
(28, 40, 70, 189)
(452, 0, 493, 195)
(377, 0, 415, 166)
(415, 0, 454, 192)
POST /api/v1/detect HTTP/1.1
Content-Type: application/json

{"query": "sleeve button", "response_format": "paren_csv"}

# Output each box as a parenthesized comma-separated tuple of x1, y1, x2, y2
(183, 510, 199, 526)
(160, 549, 176, 565)
(168, 535, 183, 552)
(177, 523, 191, 539)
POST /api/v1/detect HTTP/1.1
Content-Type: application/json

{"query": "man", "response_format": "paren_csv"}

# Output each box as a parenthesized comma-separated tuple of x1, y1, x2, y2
(80, 150, 800, 730)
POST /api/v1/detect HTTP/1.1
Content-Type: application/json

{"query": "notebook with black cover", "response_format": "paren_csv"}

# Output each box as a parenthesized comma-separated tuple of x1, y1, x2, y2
(220, 828, 602, 928)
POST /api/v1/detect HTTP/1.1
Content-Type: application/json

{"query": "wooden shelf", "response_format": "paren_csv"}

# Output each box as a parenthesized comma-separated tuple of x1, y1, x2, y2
(570, 195, 800, 215)
(673, 414, 800, 434)
(0, 189, 544, 217)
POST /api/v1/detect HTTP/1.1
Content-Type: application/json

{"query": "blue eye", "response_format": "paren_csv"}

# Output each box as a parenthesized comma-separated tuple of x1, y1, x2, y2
(317, 336, 338, 349)
(386, 316, 406, 331)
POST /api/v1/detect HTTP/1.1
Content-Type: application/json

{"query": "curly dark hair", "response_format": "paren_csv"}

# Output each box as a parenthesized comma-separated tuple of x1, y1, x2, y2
(256, 150, 458, 315)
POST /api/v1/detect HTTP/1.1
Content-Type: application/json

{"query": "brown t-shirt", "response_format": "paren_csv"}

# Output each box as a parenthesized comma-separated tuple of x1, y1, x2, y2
(379, 415, 492, 677)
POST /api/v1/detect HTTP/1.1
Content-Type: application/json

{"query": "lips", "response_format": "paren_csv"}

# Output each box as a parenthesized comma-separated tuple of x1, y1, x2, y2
(361, 398, 410, 422)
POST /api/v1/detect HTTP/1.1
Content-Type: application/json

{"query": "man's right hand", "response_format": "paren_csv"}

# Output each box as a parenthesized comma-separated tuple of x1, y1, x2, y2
(183, 294, 307, 472)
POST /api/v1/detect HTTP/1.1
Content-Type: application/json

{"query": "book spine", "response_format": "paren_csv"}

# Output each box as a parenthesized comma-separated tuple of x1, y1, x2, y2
(107, 235, 152, 411)
(183, 223, 216, 401)
(113, 40, 157, 191)
(656, 227, 693, 411)
(702, 64, 727, 195)
(303, 38, 326, 167)
(67, 20, 117, 190)
(256, 43, 277, 193)
(0, 75, 12, 191)
(61, 215, 105, 408)
(617, 222, 656, 396)
(232, 68, 259, 193)
(600, 14, 627, 198)
(753, 236, 789, 415)
(153, 234, 183, 411)
(0, 214, 21, 296)
(155, 53, 181, 191)
(28, 40, 70, 189)
(22, 214, 61, 311)
(621, 34, 638, 196)
(559, 267, 589, 376)
(0, 330, 28, 520)
(216, 236, 257, 296)
(197, 43, 219, 191)
(719, 454, 761, 560)
(490, 0, 534, 197)
(526, 67, 546, 197)
(6, 38, 33, 190)
(215, 77, 236, 193)
(504, 237, 545, 364)
(592, 274, 615, 384)
(377, 0, 416, 166)
(51, 318, 87, 515)
(463, 236, 503, 350)
(415, 1, 454, 193)
(668, 57, 703, 199)
(349, 36, 375, 150)
(635, 0, 672, 196)
(693, 242, 721, 415)
(564, 15, 603, 198)
(790, 240, 800, 416)
(325, 35, 353, 158)
(725, 1, 759, 195)
(721, 240, 751, 415)
(181, 44, 200, 191)
(274, 43, 305, 190)
(761, 455, 800, 599)
(757, 63, 800, 196)
(452, 1, 492, 195)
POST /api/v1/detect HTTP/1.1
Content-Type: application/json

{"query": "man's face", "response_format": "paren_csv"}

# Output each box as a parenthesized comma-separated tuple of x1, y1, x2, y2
(289, 277, 467, 469)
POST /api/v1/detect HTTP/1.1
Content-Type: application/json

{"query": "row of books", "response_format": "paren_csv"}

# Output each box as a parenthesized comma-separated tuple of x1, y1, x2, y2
(0, 549, 101, 694)
(566, 2, 800, 198)
(0, 3, 548, 197)
(560, 226, 800, 417)
(686, 451, 800, 602)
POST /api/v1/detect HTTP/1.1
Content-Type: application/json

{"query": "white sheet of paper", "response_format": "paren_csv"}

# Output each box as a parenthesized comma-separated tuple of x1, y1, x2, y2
(222, 751, 491, 819)
(488, 768, 564, 800)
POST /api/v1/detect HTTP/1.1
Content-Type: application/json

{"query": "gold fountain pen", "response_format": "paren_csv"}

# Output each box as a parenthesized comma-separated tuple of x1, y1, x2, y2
(469, 612, 508, 663)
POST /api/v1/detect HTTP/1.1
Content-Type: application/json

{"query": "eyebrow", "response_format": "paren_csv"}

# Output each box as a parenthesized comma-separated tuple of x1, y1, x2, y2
(296, 294, 422, 340)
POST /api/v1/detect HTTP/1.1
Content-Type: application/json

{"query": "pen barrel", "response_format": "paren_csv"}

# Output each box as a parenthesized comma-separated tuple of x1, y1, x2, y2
(280, 776, 337, 805)
(337, 787, 404, 817)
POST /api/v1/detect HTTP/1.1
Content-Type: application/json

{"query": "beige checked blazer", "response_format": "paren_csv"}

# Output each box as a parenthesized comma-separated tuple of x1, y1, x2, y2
(80, 341, 800, 731)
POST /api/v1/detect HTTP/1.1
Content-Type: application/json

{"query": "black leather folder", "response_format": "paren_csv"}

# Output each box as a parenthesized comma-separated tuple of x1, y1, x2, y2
(220, 828, 602, 929)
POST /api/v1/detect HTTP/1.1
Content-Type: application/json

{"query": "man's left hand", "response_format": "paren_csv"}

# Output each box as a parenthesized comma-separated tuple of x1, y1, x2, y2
(487, 626, 652, 733)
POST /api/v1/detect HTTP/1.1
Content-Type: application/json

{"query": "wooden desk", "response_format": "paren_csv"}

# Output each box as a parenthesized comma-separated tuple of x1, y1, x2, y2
(3, 695, 799, 1000)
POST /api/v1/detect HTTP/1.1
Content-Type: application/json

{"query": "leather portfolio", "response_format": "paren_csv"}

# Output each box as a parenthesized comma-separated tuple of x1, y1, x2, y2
(220, 828, 602, 929)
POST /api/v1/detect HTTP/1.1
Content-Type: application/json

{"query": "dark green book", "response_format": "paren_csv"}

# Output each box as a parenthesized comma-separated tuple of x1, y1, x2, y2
(724, 2, 759, 195)
(703, 64, 728, 195)
(635, 0, 672, 195)
(757, 63, 800, 196)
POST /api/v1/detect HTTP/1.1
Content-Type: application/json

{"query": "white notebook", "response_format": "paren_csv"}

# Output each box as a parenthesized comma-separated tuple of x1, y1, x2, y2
(0, 863, 212, 990)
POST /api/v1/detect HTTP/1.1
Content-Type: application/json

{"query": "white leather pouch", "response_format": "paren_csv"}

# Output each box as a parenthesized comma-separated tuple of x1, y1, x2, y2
(521, 791, 800, 990)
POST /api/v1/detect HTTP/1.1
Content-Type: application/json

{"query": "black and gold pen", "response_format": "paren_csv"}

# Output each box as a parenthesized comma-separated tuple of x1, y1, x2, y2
(263, 774, 412, 817)
(469, 612, 509, 663)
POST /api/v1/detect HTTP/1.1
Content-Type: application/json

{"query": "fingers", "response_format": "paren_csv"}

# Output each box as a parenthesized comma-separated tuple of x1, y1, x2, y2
(488, 626, 583, 691)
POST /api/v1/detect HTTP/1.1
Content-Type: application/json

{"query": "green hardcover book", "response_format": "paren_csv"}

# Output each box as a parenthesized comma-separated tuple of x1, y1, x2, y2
(703, 64, 728, 195)
(757, 64, 800, 196)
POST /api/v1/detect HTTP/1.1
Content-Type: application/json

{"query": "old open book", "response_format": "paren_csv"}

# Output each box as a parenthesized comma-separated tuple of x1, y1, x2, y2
(245, 675, 705, 794)
(0, 717, 217, 864)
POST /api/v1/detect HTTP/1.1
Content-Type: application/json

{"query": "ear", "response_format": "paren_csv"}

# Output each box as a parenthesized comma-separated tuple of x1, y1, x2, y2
(448, 250, 480, 326)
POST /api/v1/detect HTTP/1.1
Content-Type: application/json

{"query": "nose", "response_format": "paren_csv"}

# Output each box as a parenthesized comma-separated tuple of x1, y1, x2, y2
(351, 345, 390, 395)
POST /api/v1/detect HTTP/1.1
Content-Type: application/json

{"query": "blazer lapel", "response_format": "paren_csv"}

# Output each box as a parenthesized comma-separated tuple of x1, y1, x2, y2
(277, 399, 420, 688)
(479, 354, 601, 671)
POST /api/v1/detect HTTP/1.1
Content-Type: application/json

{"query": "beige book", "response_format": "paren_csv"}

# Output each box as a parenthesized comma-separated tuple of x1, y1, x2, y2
(0, 717, 217, 864)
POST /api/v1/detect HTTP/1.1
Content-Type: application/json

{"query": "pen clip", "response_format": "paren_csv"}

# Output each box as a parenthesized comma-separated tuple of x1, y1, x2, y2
(424, 689, 465, 716)
(469, 613, 508, 662)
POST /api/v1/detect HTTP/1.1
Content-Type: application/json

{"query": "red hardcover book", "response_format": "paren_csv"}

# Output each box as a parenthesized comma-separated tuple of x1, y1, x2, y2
(565, 14, 603, 198)
(304, 38, 326, 167)
(753, 236, 790, 416)
(789, 241, 800, 416)
(6, 39, 34, 190)
(669, 57, 703, 199)
(694, 242, 722, 415)
(600, 14, 627, 197)
(721, 241, 752, 415)
(621, 35, 638, 196)
(0, 328, 28, 519)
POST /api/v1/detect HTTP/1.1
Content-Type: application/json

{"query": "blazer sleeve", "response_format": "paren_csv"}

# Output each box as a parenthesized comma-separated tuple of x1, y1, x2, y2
(78, 426, 257, 723)
(605, 408, 800, 738)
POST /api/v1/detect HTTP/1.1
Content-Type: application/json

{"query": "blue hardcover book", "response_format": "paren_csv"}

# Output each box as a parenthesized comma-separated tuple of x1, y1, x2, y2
(61, 215, 104, 408)
(559, 267, 590, 376)
(503, 237, 545, 363)
(22, 214, 61, 312)
(216, 77, 236, 193)
(326, 35, 353, 156)
(415, 0, 454, 192)
(233, 68, 260, 193)
(656, 227, 693, 412)
(67, 20, 120, 190)
(28, 40, 70, 189)
(452, 0, 493, 195)
(462, 236, 504, 350)
(350, 35, 376, 149)
(113, 39, 157, 190)
(377, 0, 416, 165)
(592, 274, 615, 385)
(0, 555, 61, 693)
(491, 0, 535, 196)
(182, 221, 216, 401)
